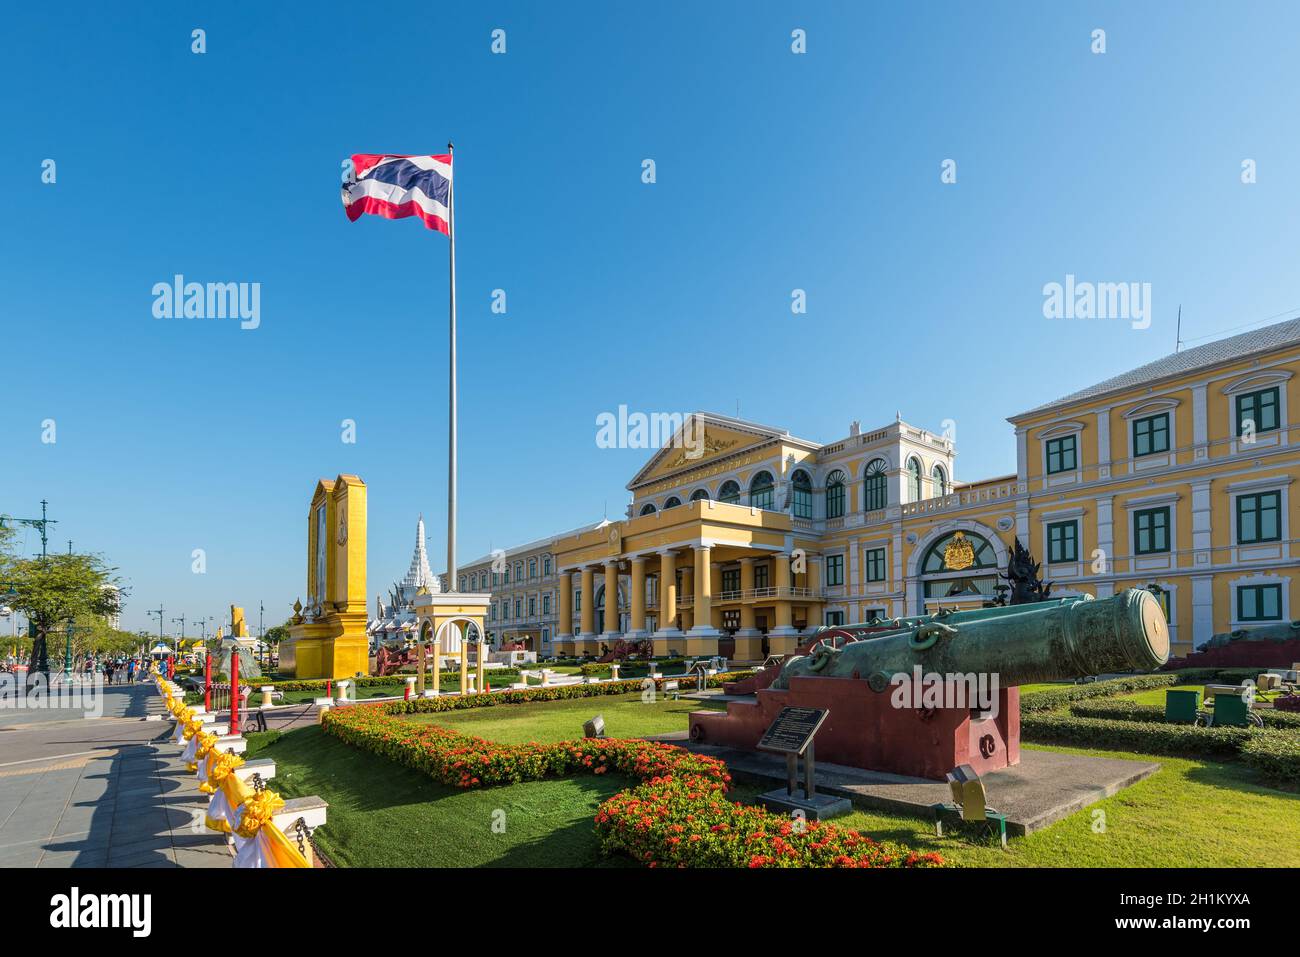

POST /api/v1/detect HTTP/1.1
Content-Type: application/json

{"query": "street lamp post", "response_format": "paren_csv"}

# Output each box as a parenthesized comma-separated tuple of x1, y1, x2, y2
(171, 614, 186, 656)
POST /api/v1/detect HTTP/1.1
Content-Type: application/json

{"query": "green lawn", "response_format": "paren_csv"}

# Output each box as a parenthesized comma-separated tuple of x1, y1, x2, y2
(250, 682, 1300, 868)
(1018, 681, 1079, 695)
(400, 691, 726, 743)
(744, 742, 1300, 867)
(246, 726, 633, 868)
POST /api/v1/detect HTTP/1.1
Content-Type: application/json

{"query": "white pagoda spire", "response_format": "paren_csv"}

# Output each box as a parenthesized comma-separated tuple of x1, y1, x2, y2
(404, 515, 439, 593)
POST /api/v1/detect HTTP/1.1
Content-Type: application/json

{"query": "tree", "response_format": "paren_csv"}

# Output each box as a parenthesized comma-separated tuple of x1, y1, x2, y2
(5, 552, 124, 677)
(262, 621, 290, 667)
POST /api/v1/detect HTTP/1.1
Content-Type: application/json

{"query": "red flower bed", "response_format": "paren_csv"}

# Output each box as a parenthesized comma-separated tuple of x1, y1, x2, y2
(322, 701, 944, 869)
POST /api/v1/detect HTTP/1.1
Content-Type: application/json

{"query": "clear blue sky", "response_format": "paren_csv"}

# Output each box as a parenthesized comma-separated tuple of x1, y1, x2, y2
(6, 1, 1300, 634)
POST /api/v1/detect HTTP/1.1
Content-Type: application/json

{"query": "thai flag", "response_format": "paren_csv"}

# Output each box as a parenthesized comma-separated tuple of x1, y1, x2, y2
(341, 153, 452, 235)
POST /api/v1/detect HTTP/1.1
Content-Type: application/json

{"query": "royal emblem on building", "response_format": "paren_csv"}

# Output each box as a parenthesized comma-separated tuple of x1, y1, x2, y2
(943, 531, 975, 571)
(662, 433, 737, 471)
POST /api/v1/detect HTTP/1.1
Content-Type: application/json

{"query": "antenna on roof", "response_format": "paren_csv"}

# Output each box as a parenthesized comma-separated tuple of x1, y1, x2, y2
(1176, 304, 1183, 353)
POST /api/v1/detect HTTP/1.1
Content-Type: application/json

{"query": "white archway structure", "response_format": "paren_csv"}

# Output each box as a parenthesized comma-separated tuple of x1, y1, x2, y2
(905, 520, 1009, 615)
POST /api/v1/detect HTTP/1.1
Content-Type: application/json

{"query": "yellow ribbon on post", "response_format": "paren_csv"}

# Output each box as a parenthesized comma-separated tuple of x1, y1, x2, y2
(181, 715, 204, 741)
(234, 790, 285, 839)
(210, 751, 246, 783)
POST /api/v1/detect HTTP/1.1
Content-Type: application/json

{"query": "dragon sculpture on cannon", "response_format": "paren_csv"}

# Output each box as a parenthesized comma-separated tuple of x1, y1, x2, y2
(689, 589, 1170, 779)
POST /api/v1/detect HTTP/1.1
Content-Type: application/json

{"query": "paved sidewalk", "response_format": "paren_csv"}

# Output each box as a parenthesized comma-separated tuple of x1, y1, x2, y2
(0, 682, 232, 867)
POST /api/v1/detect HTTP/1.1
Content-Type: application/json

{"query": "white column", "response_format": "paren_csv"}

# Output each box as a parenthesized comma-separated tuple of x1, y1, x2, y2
(1191, 574, 1215, 649)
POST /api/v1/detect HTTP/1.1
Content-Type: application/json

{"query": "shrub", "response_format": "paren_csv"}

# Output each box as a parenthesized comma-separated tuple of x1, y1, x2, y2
(1019, 674, 1181, 713)
(320, 698, 942, 868)
(595, 778, 944, 869)
(1069, 698, 1300, 730)
(1240, 733, 1300, 787)
(1021, 712, 1252, 759)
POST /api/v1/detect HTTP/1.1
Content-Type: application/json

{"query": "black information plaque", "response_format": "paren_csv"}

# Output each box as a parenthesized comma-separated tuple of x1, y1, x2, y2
(756, 706, 828, 756)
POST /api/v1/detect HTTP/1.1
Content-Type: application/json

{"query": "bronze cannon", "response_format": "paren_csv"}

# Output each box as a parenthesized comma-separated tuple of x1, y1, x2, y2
(772, 589, 1170, 691)
(689, 589, 1170, 779)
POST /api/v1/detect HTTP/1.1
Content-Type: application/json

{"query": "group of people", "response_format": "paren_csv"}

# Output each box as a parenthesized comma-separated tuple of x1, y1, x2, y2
(99, 657, 139, 684)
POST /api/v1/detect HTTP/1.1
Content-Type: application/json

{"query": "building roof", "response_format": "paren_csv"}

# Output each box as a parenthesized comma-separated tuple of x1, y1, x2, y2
(1011, 317, 1300, 420)
(458, 518, 611, 570)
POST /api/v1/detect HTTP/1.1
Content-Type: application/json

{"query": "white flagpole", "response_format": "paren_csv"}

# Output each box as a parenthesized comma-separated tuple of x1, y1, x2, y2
(446, 141, 458, 592)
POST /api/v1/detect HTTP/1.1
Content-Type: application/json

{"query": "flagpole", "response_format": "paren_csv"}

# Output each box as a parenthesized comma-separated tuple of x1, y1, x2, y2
(446, 141, 458, 592)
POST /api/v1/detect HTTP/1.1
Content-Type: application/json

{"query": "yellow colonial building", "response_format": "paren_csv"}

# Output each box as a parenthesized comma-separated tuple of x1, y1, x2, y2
(457, 319, 1300, 662)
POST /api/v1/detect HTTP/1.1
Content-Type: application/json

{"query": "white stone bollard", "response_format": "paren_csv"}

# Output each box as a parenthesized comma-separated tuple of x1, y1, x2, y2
(403, 676, 417, 700)
(610, 663, 621, 680)
(260, 685, 275, 708)
(337, 680, 351, 703)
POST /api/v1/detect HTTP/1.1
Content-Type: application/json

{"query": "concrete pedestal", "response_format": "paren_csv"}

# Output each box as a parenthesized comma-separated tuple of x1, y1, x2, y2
(757, 788, 852, 821)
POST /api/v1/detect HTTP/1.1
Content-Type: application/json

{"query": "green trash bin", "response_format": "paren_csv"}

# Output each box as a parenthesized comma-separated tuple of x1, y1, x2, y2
(1165, 688, 1201, 723)
(1213, 692, 1252, 727)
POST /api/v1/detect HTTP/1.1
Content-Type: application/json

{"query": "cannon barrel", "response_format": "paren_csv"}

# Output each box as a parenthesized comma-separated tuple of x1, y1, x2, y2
(771, 589, 1169, 691)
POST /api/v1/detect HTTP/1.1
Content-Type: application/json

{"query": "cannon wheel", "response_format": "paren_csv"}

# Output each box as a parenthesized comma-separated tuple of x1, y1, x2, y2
(1248, 712, 1265, 728)
(1194, 711, 1212, 728)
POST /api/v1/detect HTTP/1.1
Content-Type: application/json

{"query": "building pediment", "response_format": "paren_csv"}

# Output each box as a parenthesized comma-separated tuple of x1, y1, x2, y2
(626, 413, 795, 490)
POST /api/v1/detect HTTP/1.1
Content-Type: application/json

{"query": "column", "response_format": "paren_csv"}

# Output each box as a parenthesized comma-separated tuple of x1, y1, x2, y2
(458, 627, 468, 694)
(806, 555, 822, 632)
(428, 632, 441, 696)
(733, 556, 762, 661)
(687, 545, 720, 652)
(769, 551, 798, 653)
(476, 637, 486, 692)
(557, 571, 574, 654)
(416, 628, 426, 695)
(679, 561, 694, 632)
(709, 562, 724, 631)
(652, 549, 680, 656)
(627, 556, 648, 639)
(579, 566, 596, 651)
(602, 561, 621, 640)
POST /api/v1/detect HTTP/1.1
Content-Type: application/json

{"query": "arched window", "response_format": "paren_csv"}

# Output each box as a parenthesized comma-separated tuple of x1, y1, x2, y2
(718, 480, 741, 504)
(664, 496, 682, 509)
(863, 458, 888, 511)
(639, 503, 657, 516)
(920, 530, 997, 573)
(749, 471, 775, 510)
(791, 470, 813, 519)
(690, 488, 710, 502)
(907, 457, 924, 502)
(931, 464, 949, 496)
(825, 469, 846, 519)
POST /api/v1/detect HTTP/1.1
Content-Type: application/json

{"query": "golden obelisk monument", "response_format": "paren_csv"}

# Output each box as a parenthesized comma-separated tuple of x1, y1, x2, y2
(281, 475, 369, 678)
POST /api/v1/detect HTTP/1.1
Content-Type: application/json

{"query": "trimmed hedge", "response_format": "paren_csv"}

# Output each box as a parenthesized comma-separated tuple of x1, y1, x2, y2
(1240, 734, 1300, 787)
(1019, 675, 1183, 713)
(1068, 698, 1300, 730)
(1021, 712, 1252, 759)
(349, 671, 757, 717)
(321, 699, 943, 868)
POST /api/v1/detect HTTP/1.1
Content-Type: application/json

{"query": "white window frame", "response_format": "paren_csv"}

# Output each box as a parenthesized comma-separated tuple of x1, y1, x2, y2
(1037, 421, 1086, 487)
(1227, 475, 1291, 564)
(1122, 398, 1179, 473)
(1126, 491, 1179, 572)
(1224, 371, 1292, 455)
(1230, 573, 1291, 626)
